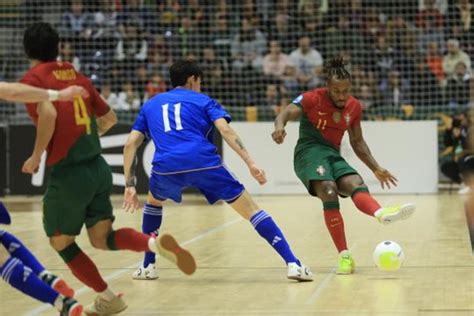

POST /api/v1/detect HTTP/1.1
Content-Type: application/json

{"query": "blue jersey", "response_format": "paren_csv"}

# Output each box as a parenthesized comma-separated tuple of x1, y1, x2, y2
(132, 88, 231, 174)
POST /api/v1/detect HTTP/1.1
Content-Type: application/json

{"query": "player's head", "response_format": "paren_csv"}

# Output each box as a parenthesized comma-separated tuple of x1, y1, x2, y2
(170, 59, 203, 92)
(324, 55, 351, 109)
(23, 22, 59, 62)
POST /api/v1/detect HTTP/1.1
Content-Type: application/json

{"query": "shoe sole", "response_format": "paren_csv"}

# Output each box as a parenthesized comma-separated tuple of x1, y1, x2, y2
(381, 203, 416, 224)
(157, 234, 196, 275)
(132, 274, 159, 280)
(287, 275, 313, 282)
(53, 279, 75, 298)
(84, 305, 127, 316)
(70, 303, 83, 316)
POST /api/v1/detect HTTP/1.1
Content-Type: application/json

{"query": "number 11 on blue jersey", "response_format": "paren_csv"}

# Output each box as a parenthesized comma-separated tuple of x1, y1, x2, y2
(162, 102, 183, 132)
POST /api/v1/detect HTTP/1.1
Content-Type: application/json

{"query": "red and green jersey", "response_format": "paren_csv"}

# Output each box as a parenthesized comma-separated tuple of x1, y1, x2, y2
(20, 61, 110, 167)
(293, 87, 362, 151)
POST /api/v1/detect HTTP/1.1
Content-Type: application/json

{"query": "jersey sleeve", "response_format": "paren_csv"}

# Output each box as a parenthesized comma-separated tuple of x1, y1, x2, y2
(87, 81, 110, 117)
(19, 72, 43, 123)
(132, 107, 150, 139)
(206, 99, 231, 123)
(350, 101, 363, 127)
(291, 94, 304, 109)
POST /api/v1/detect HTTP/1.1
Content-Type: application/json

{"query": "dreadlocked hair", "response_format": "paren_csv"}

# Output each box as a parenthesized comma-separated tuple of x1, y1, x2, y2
(324, 55, 351, 82)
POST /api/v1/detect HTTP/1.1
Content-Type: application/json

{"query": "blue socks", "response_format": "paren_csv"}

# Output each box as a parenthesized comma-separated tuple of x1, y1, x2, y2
(142, 203, 163, 268)
(0, 257, 59, 305)
(0, 230, 45, 275)
(250, 210, 300, 265)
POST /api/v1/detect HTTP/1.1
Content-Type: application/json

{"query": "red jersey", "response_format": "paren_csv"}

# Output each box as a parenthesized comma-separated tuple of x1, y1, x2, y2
(294, 87, 362, 150)
(20, 61, 110, 166)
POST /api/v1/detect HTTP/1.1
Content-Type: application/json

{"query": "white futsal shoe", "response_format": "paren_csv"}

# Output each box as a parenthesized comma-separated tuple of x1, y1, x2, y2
(132, 263, 159, 280)
(287, 262, 313, 282)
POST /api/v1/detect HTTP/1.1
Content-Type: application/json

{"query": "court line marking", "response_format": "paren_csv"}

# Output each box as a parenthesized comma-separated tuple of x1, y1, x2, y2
(24, 217, 244, 316)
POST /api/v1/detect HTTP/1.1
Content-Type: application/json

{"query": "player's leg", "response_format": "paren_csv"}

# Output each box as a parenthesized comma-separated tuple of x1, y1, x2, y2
(194, 166, 312, 281)
(0, 230, 74, 298)
(311, 180, 354, 274)
(337, 174, 416, 224)
(0, 243, 82, 315)
(133, 191, 163, 280)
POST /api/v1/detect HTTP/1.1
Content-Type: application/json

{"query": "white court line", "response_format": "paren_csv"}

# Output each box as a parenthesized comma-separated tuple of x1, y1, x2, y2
(305, 243, 358, 305)
(25, 217, 243, 316)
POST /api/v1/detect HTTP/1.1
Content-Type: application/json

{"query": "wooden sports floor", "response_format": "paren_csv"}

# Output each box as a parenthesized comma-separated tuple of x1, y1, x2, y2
(0, 193, 473, 316)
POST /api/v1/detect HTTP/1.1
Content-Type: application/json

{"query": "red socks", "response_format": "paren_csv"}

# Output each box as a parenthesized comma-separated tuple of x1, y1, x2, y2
(323, 201, 348, 252)
(351, 189, 381, 217)
(107, 228, 151, 252)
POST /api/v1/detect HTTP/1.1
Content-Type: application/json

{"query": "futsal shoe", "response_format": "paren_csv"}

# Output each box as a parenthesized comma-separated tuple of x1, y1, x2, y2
(287, 262, 313, 281)
(42, 273, 75, 298)
(336, 252, 355, 275)
(84, 293, 127, 315)
(60, 297, 83, 316)
(155, 233, 196, 275)
(376, 203, 416, 225)
(132, 263, 159, 280)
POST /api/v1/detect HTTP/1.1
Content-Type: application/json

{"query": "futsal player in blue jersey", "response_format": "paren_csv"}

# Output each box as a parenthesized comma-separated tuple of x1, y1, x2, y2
(0, 202, 82, 315)
(123, 60, 313, 282)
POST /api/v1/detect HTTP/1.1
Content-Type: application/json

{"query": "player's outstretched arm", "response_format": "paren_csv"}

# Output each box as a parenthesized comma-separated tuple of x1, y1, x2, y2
(22, 101, 57, 174)
(214, 118, 266, 185)
(96, 108, 117, 136)
(272, 103, 302, 144)
(123, 130, 146, 212)
(348, 124, 398, 189)
(0, 82, 88, 102)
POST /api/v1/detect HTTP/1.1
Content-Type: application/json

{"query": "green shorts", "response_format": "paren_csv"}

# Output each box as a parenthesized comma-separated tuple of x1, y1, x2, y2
(42, 155, 114, 237)
(294, 144, 358, 196)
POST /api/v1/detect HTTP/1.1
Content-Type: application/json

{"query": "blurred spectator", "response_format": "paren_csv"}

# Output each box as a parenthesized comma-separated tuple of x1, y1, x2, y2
(201, 47, 227, 75)
(146, 75, 167, 100)
(115, 22, 148, 76)
(443, 39, 471, 78)
(411, 58, 441, 107)
(147, 52, 170, 83)
(324, 15, 367, 63)
(117, 81, 141, 111)
(133, 65, 149, 101)
(157, 0, 181, 32)
(281, 64, 299, 96)
(418, 0, 448, 15)
(356, 84, 377, 109)
(262, 84, 282, 111)
(426, 41, 445, 85)
(417, 14, 446, 54)
(289, 36, 324, 90)
(440, 113, 470, 185)
(91, 0, 121, 60)
(362, 7, 385, 43)
(370, 35, 398, 81)
(262, 40, 290, 78)
(171, 15, 204, 59)
(447, 0, 474, 51)
(58, 0, 94, 59)
(148, 34, 171, 65)
(59, 41, 81, 71)
(210, 13, 234, 60)
(447, 61, 472, 108)
(230, 18, 267, 71)
(268, 13, 299, 54)
(118, 0, 157, 38)
(378, 70, 412, 107)
(416, 0, 444, 29)
(100, 83, 118, 110)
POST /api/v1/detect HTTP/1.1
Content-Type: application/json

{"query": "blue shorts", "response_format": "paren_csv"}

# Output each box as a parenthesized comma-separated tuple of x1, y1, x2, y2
(149, 166, 245, 204)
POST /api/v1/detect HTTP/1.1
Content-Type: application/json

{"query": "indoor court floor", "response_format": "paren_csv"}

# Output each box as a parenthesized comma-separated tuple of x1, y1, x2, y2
(0, 193, 473, 316)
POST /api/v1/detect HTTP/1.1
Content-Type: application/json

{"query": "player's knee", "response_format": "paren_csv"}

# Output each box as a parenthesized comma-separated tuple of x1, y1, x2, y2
(318, 184, 338, 200)
(49, 236, 75, 252)
(89, 235, 108, 250)
(0, 244, 10, 265)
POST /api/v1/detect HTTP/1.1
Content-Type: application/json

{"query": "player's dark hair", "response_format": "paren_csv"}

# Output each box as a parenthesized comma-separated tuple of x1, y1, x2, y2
(23, 22, 59, 62)
(169, 60, 203, 87)
(324, 55, 351, 83)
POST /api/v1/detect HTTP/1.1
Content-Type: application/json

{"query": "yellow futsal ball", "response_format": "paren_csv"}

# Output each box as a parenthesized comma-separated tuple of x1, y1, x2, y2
(373, 241, 404, 271)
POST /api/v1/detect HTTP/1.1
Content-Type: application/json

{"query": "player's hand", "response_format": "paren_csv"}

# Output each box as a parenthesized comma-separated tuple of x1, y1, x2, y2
(272, 127, 286, 144)
(248, 162, 267, 185)
(21, 155, 41, 174)
(123, 186, 140, 213)
(58, 85, 90, 101)
(374, 167, 398, 189)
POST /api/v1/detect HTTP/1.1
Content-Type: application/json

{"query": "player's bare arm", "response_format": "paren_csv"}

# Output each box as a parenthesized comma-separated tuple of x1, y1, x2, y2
(348, 124, 397, 189)
(0, 82, 88, 102)
(123, 130, 146, 212)
(96, 108, 118, 136)
(22, 101, 57, 174)
(214, 118, 267, 185)
(272, 103, 302, 144)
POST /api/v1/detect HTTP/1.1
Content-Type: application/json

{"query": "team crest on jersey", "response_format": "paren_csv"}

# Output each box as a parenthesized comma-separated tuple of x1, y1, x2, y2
(333, 112, 341, 123)
(344, 114, 351, 125)
(316, 165, 326, 176)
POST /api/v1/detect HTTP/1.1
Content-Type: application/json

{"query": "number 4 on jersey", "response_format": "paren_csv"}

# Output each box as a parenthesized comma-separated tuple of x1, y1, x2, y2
(162, 103, 183, 132)
(73, 96, 91, 134)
